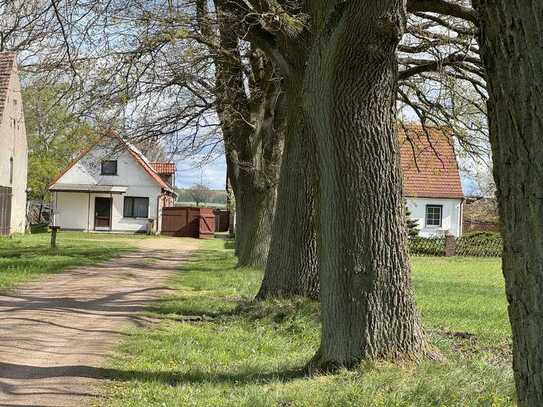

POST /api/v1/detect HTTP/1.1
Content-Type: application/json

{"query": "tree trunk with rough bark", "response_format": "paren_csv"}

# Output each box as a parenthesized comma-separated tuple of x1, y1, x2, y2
(257, 79, 319, 299)
(235, 168, 277, 267)
(304, 0, 426, 370)
(213, 0, 284, 267)
(474, 1, 543, 404)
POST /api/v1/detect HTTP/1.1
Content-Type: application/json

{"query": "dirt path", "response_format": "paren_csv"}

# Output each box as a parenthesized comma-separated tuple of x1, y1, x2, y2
(0, 237, 199, 407)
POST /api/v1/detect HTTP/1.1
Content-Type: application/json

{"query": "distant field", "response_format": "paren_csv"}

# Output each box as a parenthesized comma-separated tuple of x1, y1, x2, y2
(175, 188, 228, 208)
(175, 201, 227, 209)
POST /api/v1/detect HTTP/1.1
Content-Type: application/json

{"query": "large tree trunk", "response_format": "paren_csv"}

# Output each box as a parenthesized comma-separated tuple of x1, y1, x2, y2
(213, 0, 284, 267)
(235, 173, 277, 267)
(225, 115, 281, 269)
(234, 58, 284, 268)
(474, 2, 543, 404)
(256, 80, 319, 299)
(304, 1, 426, 370)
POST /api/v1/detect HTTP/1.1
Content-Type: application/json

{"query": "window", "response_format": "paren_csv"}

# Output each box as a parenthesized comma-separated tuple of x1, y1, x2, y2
(101, 160, 117, 175)
(9, 157, 13, 184)
(425, 205, 443, 227)
(124, 197, 149, 218)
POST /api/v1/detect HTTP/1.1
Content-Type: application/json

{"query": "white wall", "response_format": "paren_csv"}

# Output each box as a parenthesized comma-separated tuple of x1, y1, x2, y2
(54, 190, 160, 232)
(406, 197, 463, 237)
(53, 141, 163, 232)
(55, 192, 89, 230)
(0, 61, 27, 233)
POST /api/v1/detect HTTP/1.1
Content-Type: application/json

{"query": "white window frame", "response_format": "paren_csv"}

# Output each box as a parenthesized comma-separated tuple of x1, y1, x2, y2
(425, 204, 443, 228)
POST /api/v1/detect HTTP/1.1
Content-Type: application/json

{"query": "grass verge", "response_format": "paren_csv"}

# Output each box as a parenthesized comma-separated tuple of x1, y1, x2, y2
(103, 240, 515, 406)
(0, 232, 137, 290)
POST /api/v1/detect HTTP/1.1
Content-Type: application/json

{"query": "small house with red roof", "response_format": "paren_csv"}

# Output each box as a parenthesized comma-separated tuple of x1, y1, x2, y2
(400, 126, 464, 237)
(48, 132, 177, 233)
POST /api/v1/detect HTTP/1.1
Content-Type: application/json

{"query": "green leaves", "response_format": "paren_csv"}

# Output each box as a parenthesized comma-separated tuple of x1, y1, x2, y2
(23, 82, 98, 200)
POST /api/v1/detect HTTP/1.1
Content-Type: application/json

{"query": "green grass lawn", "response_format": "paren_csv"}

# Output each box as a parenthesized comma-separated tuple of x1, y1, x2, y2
(0, 232, 140, 290)
(103, 240, 514, 406)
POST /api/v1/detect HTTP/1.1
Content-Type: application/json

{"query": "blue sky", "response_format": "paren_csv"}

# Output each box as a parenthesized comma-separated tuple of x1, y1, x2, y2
(174, 154, 479, 196)
(175, 155, 227, 189)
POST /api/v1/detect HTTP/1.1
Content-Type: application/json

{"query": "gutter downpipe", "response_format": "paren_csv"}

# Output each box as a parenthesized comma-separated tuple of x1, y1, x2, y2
(87, 191, 91, 232)
(53, 192, 58, 227)
(156, 192, 162, 235)
(459, 197, 464, 236)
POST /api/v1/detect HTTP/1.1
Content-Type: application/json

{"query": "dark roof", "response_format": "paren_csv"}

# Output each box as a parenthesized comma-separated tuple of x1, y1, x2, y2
(150, 162, 176, 175)
(400, 126, 464, 199)
(0, 52, 16, 116)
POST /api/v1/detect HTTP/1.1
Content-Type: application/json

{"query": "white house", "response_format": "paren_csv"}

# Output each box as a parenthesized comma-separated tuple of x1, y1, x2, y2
(400, 127, 464, 237)
(0, 53, 28, 235)
(49, 133, 177, 233)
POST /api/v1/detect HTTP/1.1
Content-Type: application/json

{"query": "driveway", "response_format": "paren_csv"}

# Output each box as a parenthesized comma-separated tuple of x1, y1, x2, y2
(0, 237, 199, 407)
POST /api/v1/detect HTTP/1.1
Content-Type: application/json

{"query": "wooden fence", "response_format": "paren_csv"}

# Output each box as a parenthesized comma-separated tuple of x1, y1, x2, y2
(409, 232, 503, 257)
(161, 207, 215, 239)
(214, 209, 230, 233)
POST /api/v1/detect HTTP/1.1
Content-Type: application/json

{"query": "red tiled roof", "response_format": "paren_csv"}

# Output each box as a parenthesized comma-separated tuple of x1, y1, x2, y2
(150, 162, 176, 175)
(400, 126, 464, 199)
(0, 52, 16, 116)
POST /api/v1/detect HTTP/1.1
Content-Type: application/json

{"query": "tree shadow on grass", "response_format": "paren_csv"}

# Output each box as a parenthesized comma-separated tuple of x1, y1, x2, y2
(147, 292, 318, 329)
(181, 250, 238, 270)
(0, 362, 307, 388)
(0, 245, 128, 263)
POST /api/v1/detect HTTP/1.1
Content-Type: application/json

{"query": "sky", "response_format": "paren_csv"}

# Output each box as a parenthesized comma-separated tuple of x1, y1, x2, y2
(174, 154, 480, 196)
(175, 155, 227, 190)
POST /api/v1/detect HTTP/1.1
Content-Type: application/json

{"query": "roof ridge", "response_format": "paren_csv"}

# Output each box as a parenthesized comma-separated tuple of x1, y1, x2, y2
(49, 131, 175, 194)
(0, 52, 17, 119)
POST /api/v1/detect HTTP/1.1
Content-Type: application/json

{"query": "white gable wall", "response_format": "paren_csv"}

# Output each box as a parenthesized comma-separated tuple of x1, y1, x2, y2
(406, 197, 463, 237)
(53, 141, 163, 232)
(0, 63, 28, 233)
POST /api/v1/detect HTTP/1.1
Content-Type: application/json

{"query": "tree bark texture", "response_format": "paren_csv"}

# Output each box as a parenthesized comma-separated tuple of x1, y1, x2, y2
(474, 1, 543, 404)
(304, 1, 426, 369)
(251, 8, 322, 299)
(257, 80, 319, 299)
(213, 0, 284, 267)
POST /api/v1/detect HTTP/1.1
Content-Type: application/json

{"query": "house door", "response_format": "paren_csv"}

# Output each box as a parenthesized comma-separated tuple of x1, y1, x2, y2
(94, 197, 112, 230)
(0, 186, 12, 235)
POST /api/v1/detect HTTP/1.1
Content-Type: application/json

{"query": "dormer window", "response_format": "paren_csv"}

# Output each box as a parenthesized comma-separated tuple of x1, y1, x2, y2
(101, 160, 117, 176)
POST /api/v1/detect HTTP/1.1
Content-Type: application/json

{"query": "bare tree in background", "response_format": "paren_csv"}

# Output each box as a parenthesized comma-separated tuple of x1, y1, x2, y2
(189, 183, 212, 207)
(1, 1, 284, 270)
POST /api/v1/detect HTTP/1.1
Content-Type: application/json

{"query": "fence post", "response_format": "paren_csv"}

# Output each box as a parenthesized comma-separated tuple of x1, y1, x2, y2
(50, 226, 60, 249)
(445, 233, 456, 257)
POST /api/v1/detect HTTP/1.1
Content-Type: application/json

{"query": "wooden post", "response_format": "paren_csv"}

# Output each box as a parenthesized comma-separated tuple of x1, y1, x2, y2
(445, 233, 456, 257)
(50, 226, 60, 249)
